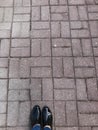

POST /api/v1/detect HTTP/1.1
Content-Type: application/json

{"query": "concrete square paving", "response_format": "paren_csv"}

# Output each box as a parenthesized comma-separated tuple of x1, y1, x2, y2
(0, 0, 98, 130)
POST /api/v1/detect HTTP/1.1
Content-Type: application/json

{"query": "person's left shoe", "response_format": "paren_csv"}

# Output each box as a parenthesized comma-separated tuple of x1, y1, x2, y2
(30, 105, 41, 127)
(42, 106, 53, 128)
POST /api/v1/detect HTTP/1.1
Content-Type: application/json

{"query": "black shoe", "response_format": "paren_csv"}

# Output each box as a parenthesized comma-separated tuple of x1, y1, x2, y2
(30, 105, 41, 127)
(42, 106, 53, 128)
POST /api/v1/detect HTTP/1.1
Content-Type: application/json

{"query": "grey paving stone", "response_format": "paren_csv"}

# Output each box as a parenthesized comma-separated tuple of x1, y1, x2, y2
(52, 38, 71, 47)
(0, 0, 13, 6)
(95, 58, 98, 76)
(30, 79, 42, 100)
(20, 58, 30, 78)
(23, 0, 30, 6)
(11, 47, 30, 57)
(59, 0, 67, 4)
(0, 128, 6, 130)
(78, 6, 88, 20)
(4, 8, 13, 22)
(14, 0, 30, 6)
(8, 90, 30, 101)
(72, 39, 82, 56)
(56, 127, 78, 130)
(31, 67, 52, 77)
(82, 39, 93, 56)
(41, 6, 50, 20)
(68, 0, 85, 5)
(0, 39, 10, 57)
(76, 79, 87, 100)
(41, 39, 51, 56)
(0, 102, 7, 113)
(0, 23, 11, 38)
(14, 7, 30, 14)
(79, 114, 98, 126)
(79, 127, 91, 130)
(0, 23, 11, 30)
(50, 0, 58, 5)
(31, 39, 41, 56)
(95, 0, 98, 4)
(54, 101, 66, 126)
(93, 48, 98, 56)
(54, 89, 76, 100)
(54, 78, 75, 89)
(61, 22, 70, 38)
(78, 101, 98, 113)
(9, 58, 20, 78)
(18, 102, 30, 126)
(66, 101, 78, 126)
(32, 7, 40, 21)
(71, 30, 90, 38)
(32, 0, 49, 5)
(11, 39, 30, 47)
(51, 12, 68, 21)
(31, 29, 50, 38)
(32, 22, 49, 29)
(7, 102, 19, 126)
(0, 8, 3, 22)
(74, 57, 94, 67)
(75, 68, 95, 78)
(92, 127, 98, 130)
(0, 58, 8, 68)
(0, 114, 6, 126)
(9, 79, 30, 89)
(92, 38, 98, 47)
(0, 80, 7, 101)
(42, 78, 53, 100)
(90, 21, 98, 37)
(13, 14, 30, 22)
(52, 47, 72, 56)
(86, 78, 98, 100)
(51, 6, 68, 13)
(7, 127, 29, 130)
(53, 57, 63, 77)
(86, 0, 95, 4)
(51, 22, 60, 37)
(69, 6, 78, 20)
(12, 22, 30, 37)
(14, 0, 22, 6)
(63, 57, 74, 78)
(30, 57, 51, 67)
(0, 68, 8, 78)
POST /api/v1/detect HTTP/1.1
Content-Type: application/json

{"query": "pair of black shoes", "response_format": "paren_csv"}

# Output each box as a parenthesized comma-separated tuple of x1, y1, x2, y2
(30, 105, 53, 128)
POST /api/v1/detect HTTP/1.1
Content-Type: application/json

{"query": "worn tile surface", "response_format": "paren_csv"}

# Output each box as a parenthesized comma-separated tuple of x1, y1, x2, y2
(0, 0, 98, 130)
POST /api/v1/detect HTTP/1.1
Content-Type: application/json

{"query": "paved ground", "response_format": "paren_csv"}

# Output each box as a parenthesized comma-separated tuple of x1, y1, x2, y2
(0, 0, 98, 130)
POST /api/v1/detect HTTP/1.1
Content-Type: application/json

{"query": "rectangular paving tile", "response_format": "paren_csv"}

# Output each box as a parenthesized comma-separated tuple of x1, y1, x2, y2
(0, 80, 7, 101)
(54, 89, 76, 100)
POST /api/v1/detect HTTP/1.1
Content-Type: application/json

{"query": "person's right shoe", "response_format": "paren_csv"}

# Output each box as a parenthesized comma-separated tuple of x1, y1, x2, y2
(42, 106, 53, 128)
(30, 105, 41, 127)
